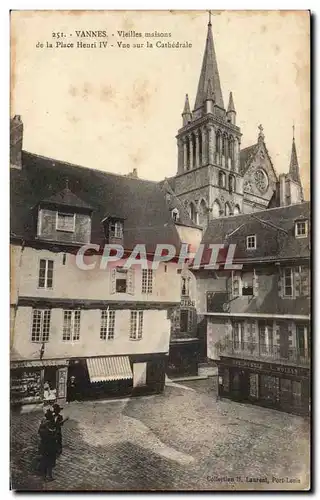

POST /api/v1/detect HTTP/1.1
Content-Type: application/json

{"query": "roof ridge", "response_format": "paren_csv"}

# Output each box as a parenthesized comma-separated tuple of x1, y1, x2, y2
(22, 150, 159, 185)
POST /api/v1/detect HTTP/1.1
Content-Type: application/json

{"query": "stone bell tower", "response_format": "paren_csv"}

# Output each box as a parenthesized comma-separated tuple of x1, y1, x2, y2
(173, 15, 244, 229)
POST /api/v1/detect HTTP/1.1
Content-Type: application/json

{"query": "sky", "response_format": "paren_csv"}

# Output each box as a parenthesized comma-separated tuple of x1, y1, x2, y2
(11, 10, 310, 198)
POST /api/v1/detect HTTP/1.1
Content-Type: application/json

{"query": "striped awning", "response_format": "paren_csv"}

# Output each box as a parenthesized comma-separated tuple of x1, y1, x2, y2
(86, 356, 133, 383)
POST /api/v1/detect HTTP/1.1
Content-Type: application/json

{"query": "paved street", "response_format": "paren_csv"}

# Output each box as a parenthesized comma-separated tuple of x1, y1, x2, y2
(10, 379, 310, 491)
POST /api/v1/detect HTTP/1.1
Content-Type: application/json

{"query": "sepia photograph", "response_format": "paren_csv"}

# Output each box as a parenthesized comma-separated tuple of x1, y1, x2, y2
(10, 9, 310, 491)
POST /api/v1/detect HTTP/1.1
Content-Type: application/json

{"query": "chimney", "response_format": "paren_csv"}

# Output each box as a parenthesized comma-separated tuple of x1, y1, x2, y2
(127, 168, 138, 178)
(10, 115, 23, 170)
(279, 173, 287, 207)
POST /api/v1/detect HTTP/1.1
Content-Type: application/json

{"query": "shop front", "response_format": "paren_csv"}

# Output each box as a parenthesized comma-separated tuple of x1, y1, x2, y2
(167, 339, 199, 378)
(10, 359, 69, 407)
(218, 357, 310, 416)
(66, 354, 167, 401)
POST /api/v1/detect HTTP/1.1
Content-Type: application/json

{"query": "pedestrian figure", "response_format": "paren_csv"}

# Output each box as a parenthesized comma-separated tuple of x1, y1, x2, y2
(38, 409, 58, 481)
(52, 403, 69, 456)
(68, 375, 77, 402)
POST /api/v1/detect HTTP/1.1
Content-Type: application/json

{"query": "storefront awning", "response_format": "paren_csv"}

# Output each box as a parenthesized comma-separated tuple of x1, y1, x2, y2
(87, 356, 133, 383)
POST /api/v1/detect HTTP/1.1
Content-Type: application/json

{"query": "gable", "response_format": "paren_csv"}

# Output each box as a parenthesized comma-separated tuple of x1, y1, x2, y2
(243, 141, 278, 206)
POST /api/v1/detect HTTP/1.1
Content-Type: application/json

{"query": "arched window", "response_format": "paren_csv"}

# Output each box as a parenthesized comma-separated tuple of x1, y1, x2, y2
(171, 208, 179, 222)
(212, 200, 221, 219)
(218, 171, 226, 188)
(216, 130, 221, 154)
(222, 134, 226, 156)
(198, 199, 208, 228)
(192, 133, 196, 168)
(228, 137, 234, 160)
(198, 131, 203, 166)
(234, 205, 240, 215)
(186, 136, 190, 170)
(225, 203, 231, 216)
(229, 174, 235, 193)
(189, 202, 198, 224)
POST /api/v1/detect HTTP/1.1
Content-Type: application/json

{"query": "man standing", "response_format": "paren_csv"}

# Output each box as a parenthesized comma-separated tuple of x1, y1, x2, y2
(52, 403, 69, 456)
(38, 409, 58, 481)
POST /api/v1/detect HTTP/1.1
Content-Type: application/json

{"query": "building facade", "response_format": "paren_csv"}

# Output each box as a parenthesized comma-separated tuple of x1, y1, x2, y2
(10, 120, 197, 406)
(195, 201, 310, 415)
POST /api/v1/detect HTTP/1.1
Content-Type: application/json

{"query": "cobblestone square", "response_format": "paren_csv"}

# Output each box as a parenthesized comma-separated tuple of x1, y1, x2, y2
(10, 380, 310, 491)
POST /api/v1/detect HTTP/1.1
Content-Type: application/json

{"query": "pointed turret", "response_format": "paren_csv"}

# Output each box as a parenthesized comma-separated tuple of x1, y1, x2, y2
(289, 132, 301, 184)
(227, 92, 236, 124)
(182, 94, 192, 126)
(193, 19, 224, 113)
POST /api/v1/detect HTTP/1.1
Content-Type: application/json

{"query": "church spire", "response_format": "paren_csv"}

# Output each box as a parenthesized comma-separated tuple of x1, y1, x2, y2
(193, 16, 224, 112)
(289, 126, 301, 184)
(227, 92, 236, 113)
(182, 94, 192, 126)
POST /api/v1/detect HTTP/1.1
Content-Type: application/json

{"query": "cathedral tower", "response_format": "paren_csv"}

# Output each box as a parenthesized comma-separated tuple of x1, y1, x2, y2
(174, 16, 243, 228)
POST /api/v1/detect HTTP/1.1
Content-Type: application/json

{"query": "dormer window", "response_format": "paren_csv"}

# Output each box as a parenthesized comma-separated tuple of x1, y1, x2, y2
(56, 212, 75, 233)
(171, 208, 179, 222)
(295, 220, 308, 239)
(246, 235, 256, 250)
(110, 220, 123, 239)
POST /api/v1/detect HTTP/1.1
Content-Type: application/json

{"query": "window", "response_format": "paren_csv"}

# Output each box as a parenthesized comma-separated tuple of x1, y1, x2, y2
(181, 276, 190, 296)
(111, 267, 134, 295)
(62, 310, 81, 341)
(218, 171, 226, 188)
(246, 235, 256, 250)
(232, 274, 241, 297)
(232, 321, 245, 350)
(171, 208, 179, 222)
(56, 212, 75, 232)
(295, 220, 308, 238)
(31, 309, 51, 342)
(258, 321, 273, 354)
(130, 311, 143, 340)
(109, 220, 123, 239)
(180, 310, 189, 332)
(100, 310, 116, 340)
(284, 268, 293, 297)
(142, 269, 153, 294)
(229, 175, 235, 193)
(116, 268, 128, 293)
(296, 323, 309, 359)
(38, 259, 54, 289)
(231, 271, 257, 297)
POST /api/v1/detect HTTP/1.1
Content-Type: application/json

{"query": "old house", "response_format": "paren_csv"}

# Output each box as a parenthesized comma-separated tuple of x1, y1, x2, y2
(10, 116, 199, 406)
(195, 200, 310, 415)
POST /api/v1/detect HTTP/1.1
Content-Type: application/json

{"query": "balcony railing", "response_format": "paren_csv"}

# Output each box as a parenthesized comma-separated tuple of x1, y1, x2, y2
(217, 340, 310, 366)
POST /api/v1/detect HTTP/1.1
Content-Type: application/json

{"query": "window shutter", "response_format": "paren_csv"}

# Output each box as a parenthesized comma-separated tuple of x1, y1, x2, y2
(294, 267, 301, 298)
(253, 269, 259, 297)
(110, 269, 116, 295)
(278, 269, 284, 298)
(301, 267, 310, 296)
(127, 268, 135, 295)
(227, 275, 233, 299)
(225, 320, 232, 341)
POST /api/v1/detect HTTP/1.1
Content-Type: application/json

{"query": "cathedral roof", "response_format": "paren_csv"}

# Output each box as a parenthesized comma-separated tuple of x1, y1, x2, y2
(10, 151, 183, 253)
(194, 21, 224, 111)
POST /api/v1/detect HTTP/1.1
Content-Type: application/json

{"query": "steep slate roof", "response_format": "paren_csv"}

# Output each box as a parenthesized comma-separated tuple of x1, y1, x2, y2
(41, 186, 94, 211)
(194, 21, 224, 111)
(202, 201, 310, 263)
(10, 151, 182, 253)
